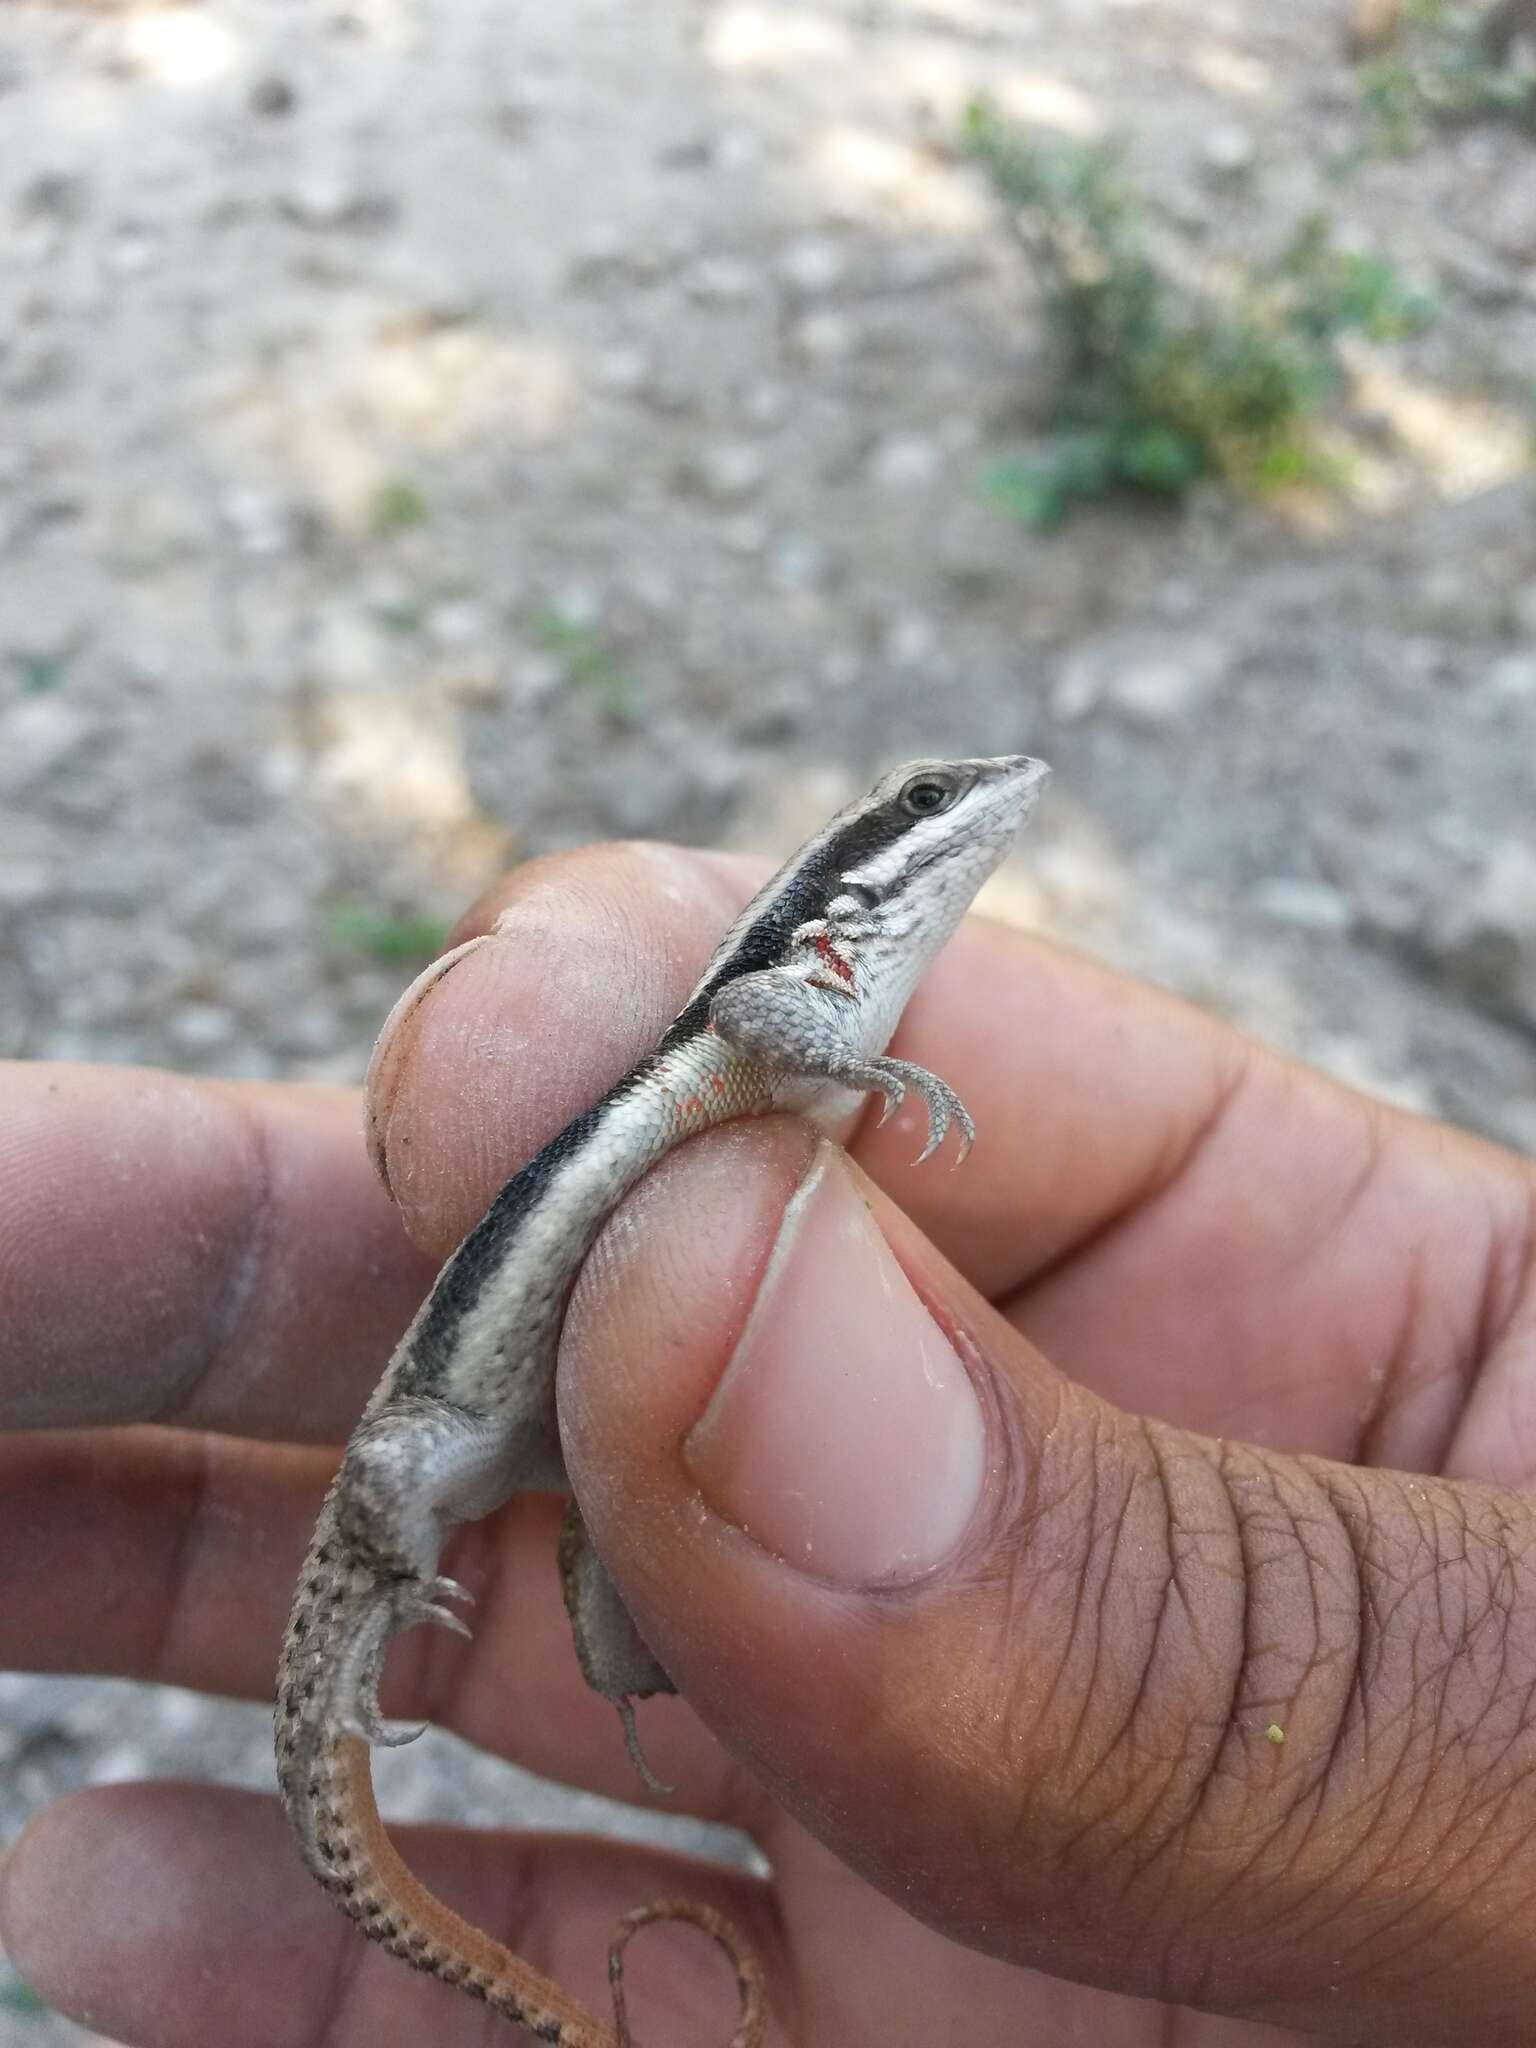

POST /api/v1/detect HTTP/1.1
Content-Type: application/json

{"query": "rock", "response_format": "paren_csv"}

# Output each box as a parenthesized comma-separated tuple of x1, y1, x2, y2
(280, 174, 395, 232)
(693, 441, 768, 503)
(769, 535, 828, 589)
(105, 491, 203, 576)
(739, 379, 790, 428)
(1252, 878, 1352, 933)
(18, 171, 89, 224)
(1200, 124, 1257, 186)
(1483, 651, 1536, 700)
(426, 599, 488, 649)
(169, 1002, 239, 1055)
(869, 434, 942, 488)
(1345, 0, 1402, 56)
(249, 73, 297, 116)
(776, 234, 846, 296)
(883, 612, 939, 668)
(1476, 162, 1536, 264)
(819, 649, 863, 690)
(656, 132, 715, 170)
(683, 255, 760, 306)
(591, 345, 650, 396)
(639, 371, 695, 416)
(937, 499, 1021, 599)
(720, 514, 767, 555)
(0, 697, 93, 794)
(565, 229, 631, 291)
(1430, 842, 1536, 1025)
(220, 487, 292, 557)
(790, 309, 858, 360)
(441, 660, 502, 707)
(1052, 631, 1232, 727)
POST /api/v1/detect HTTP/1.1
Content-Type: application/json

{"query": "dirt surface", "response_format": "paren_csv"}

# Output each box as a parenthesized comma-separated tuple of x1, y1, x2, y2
(2, 1, 1534, 2039)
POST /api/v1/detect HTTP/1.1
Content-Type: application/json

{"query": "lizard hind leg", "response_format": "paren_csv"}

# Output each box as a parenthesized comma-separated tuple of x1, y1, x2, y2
(557, 1501, 678, 1792)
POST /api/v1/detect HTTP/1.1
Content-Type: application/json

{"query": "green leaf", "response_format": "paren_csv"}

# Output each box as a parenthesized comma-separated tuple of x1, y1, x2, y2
(367, 477, 430, 535)
(528, 607, 637, 716)
(325, 907, 453, 966)
(978, 458, 1069, 530)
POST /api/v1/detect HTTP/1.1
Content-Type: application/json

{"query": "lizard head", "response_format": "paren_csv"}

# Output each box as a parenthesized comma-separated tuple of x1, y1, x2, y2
(825, 753, 1050, 956)
(685, 754, 1050, 1020)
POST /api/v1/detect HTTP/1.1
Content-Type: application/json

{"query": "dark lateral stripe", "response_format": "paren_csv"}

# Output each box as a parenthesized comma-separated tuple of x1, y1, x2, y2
(399, 1070, 641, 1387)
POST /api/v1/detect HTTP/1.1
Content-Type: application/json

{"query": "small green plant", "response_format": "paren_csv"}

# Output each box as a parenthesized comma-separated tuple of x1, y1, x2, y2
(0, 1971, 47, 2019)
(367, 476, 430, 535)
(962, 102, 1436, 528)
(1359, 0, 1535, 151)
(10, 649, 68, 694)
(529, 606, 636, 717)
(325, 905, 452, 965)
(372, 597, 430, 635)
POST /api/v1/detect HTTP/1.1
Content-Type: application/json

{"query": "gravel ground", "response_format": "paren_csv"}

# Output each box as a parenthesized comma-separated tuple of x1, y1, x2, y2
(2, 1, 1534, 2040)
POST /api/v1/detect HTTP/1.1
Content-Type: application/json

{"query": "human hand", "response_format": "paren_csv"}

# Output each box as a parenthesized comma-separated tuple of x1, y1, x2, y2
(3, 838, 1535, 2047)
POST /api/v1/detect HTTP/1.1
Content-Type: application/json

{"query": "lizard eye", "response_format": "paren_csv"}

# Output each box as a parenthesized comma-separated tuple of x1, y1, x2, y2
(899, 770, 959, 818)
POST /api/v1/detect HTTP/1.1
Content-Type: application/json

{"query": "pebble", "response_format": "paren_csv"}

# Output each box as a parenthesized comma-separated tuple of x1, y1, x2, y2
(1052, 632, 1231, 727)
(426, 599, 488, 649)
(219, 487, 292, 557)
(249, 73, 298, 117)
(0, 698, 93, 794)
(869, 434, 942, 488)
(790, 309, 858, 360)
(1200, 124, 1257, 185)
(769, 535, 828, 589)
(683, 255, 760, 306)
(1483, 651, 1536, 701)
(721, 514, 768, 555)
(1476, 162, 1536, 264)
(18, 171, 90, 223)
(1430, 843, 1536, 1025)
(169, 1001, 239, 1054)
(776, 234, 846, 296)
(1252, 878, 1353, 933)
(281, 173, 395, 232)
(883, 612, 940, 669)
(591, 345, 651, 396)
(695, 441, 768, 503)
(739, 378, 790, 428)
(819, 649, 863, 690)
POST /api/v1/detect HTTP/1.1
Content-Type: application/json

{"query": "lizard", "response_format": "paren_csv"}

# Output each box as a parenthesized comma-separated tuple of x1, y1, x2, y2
(274, 751, 1051, 2046)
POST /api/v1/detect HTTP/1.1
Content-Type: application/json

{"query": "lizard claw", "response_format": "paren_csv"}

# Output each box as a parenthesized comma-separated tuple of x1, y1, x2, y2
(851, 1058, 974, 1164)
(422, 1601, 474, 1640)
(874, 1079, 906, 1127)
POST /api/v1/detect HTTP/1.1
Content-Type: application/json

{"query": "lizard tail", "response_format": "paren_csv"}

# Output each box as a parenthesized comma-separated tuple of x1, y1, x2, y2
(275, 1504, 766, 2046)
(301, 1729, 767, 2048)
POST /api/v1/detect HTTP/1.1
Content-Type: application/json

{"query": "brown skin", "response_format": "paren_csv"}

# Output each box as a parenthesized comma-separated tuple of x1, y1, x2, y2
(2, 837, 1536, 2048)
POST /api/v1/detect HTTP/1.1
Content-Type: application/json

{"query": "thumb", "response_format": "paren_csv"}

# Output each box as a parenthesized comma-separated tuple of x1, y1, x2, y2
(558, 1118, 1536, 2047)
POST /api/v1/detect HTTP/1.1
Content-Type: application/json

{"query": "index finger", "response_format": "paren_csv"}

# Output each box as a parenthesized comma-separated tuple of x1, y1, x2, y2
(0, 1065, 436, 1437)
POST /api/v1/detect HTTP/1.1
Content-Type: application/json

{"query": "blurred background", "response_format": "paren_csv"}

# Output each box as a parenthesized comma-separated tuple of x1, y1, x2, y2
(2, 0, 1533, 2036)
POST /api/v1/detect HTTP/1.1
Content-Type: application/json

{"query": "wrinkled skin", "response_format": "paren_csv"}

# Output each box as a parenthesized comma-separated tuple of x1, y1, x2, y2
(2, 836, 1535, 2048)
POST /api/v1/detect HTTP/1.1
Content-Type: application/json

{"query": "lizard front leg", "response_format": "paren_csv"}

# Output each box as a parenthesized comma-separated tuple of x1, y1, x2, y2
(709, 964, 976, 1163)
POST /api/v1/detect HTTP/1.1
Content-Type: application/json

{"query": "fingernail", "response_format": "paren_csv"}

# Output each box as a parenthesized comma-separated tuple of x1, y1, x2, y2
(684, 1143, 986, 1588)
